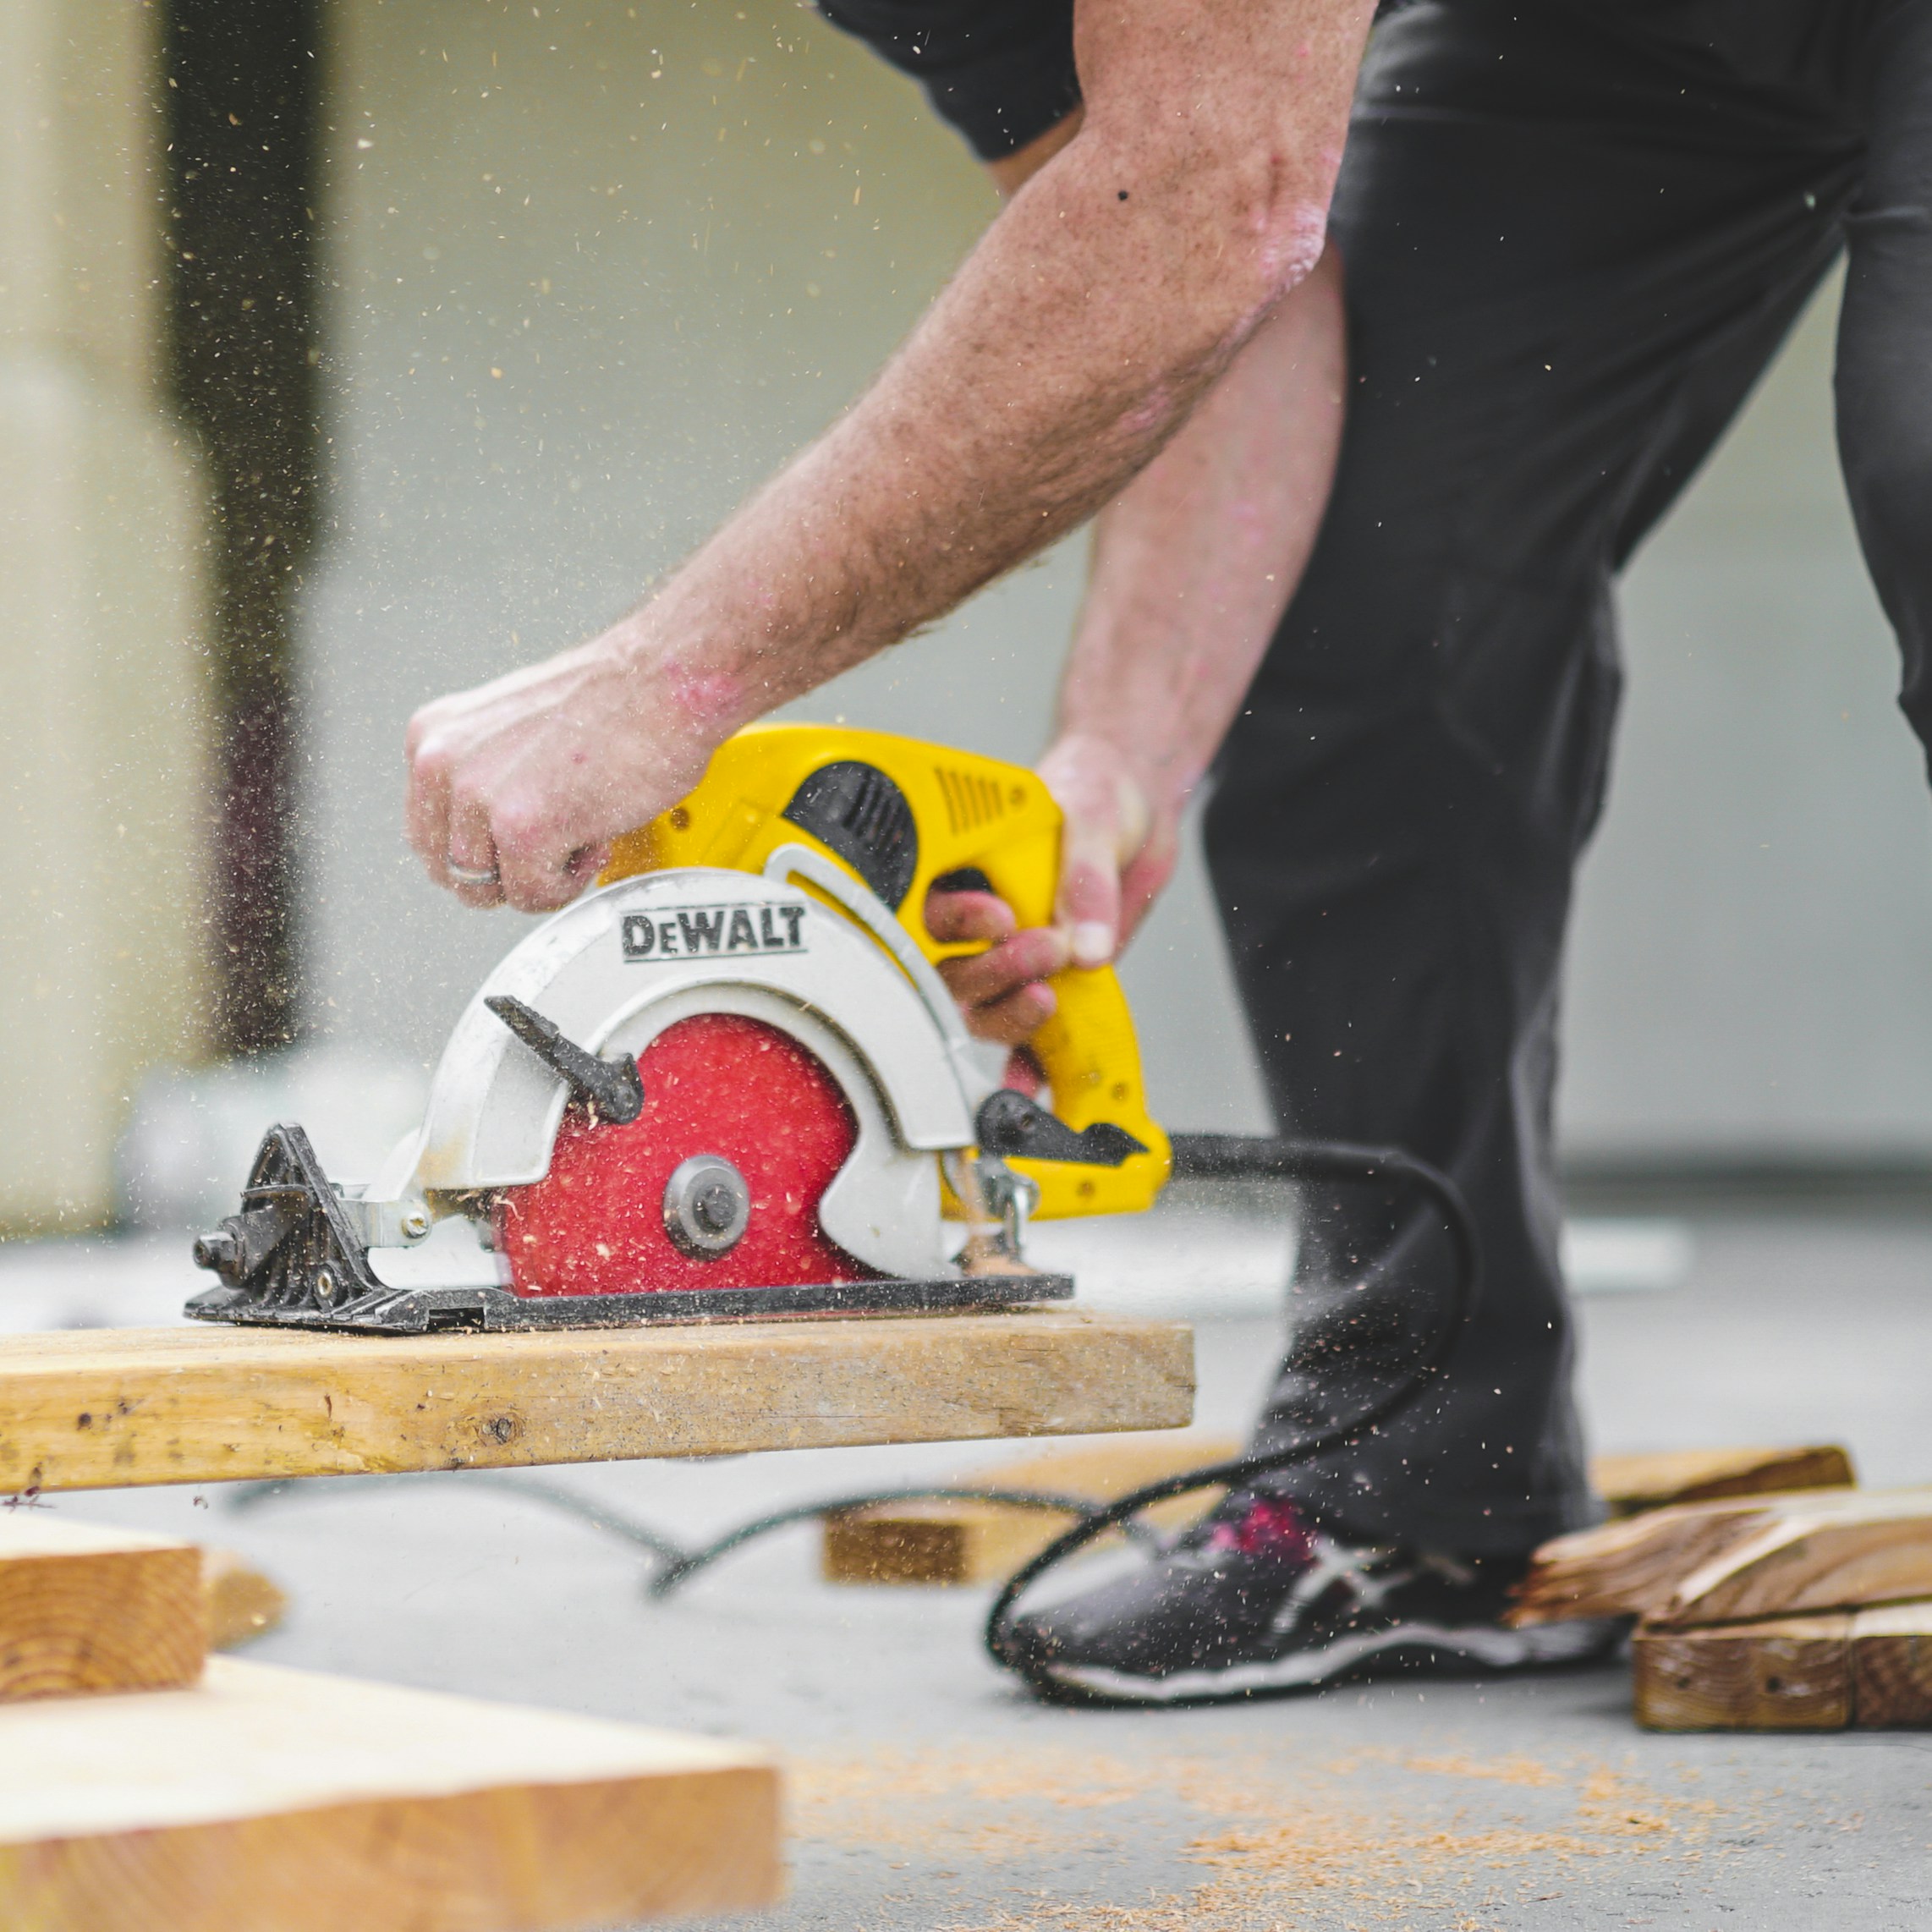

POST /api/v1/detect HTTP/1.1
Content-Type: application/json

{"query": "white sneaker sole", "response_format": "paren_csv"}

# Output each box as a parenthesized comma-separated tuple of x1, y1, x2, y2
(1039, 1616, 1620, 1705)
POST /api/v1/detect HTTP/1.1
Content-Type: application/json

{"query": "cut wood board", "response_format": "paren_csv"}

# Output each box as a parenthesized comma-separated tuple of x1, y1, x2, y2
(1634, 1600, 1932, 1731)
(0, 1514, 203, 1701)
(0, 1310, 1193, 1494)
(0, 1655, 778, 1931)
(823, 1433, 1242, 1585)
(1591, 1445, 1854, 1516)
(1513, 1486, 1932, 1627)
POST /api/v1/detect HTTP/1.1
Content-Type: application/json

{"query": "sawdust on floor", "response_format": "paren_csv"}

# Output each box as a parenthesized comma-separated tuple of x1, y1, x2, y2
(788, 1739, 1732, 1929)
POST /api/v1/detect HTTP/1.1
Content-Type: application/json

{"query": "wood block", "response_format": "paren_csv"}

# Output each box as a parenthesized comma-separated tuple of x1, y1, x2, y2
(1632, 1600, 1932, 1731)
(823, 1433, 1242, 1585)
(0, 1310, 1194, 1494)
(1633, 1615, 1853, 1731)
(1513, 1486, 1932, 1627)
(202, 1549, 287, 1651)
(1852, 1600, 1932, 1726)
(0, 1514, 203, 1701)
(1592, 1445, 1855, 1517)
(1666, 1495, 1932, 1623)
(0, 1656, 779, 1932)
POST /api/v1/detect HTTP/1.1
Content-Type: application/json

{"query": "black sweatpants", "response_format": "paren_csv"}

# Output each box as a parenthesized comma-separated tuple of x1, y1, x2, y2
(1205, 0, 1932, 1557)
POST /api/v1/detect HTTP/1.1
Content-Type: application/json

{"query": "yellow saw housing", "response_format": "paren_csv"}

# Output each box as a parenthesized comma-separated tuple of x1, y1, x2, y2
(602, 723, 1170, 1220)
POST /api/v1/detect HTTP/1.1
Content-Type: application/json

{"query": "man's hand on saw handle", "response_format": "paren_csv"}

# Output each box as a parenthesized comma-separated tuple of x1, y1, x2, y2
(930, 233, 1350, 1051)
(926, 736, 1174, 1048)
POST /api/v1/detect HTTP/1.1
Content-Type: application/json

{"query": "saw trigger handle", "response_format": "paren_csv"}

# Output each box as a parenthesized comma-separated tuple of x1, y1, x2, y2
(975, 1089, 1147, 1168)
(485, 995, 645, 1126)
(599, 723, 1172, 1217)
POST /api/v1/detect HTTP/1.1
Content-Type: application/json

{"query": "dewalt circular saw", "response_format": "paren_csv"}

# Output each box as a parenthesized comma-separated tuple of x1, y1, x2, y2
(188, 724, 1172, 1332)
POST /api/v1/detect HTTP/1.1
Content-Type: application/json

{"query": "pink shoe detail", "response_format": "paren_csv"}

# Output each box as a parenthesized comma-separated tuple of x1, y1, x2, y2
(1208, 1496, 1316, 1562)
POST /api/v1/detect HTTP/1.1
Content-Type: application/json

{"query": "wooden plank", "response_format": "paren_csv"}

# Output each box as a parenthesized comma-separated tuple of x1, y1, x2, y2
(0, 1515, 203, 1702)
(0, 1656, 778, 1931)
(1591, 1445, 1855, 1517)
(1633, 1615, 1854, 1731)
(1852, 1600, 1932, 1726)
(0, 1311, 1194, 1494)
(1664, 1498, 1932, 1624)
(1632, 1600, 1932, 1731)
(1512, 1487, 1932, 1627)
(823, 1432, 1241, 1585)
(202, 1549, 287, 1651)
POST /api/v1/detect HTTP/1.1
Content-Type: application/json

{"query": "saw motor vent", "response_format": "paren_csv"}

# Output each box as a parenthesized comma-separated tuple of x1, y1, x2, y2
(781, 760, 919, 910)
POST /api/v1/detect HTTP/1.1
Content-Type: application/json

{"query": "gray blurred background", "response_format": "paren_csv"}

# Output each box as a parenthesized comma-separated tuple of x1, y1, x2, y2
(6, 0, 1932, 1232)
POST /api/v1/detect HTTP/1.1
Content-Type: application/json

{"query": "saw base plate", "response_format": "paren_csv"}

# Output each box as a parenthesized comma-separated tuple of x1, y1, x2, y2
(185, 1273, 1075, 1336)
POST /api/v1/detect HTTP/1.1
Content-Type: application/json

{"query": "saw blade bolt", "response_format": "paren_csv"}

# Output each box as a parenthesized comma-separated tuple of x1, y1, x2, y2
(662, 1155, 753, 1260)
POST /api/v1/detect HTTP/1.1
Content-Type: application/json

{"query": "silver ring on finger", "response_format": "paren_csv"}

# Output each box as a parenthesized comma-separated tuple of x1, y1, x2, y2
(447, 859, 501, 889)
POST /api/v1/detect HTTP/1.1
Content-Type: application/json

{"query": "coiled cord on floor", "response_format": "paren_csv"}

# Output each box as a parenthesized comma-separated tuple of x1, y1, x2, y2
(984, 1131, 1479, 1692)
(229, 1132, 1477, 1659)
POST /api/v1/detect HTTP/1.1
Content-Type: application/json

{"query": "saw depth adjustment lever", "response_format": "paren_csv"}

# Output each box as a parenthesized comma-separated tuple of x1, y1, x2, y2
(486, 995, 645, 1126)
(974, 1089, 1147, 1168)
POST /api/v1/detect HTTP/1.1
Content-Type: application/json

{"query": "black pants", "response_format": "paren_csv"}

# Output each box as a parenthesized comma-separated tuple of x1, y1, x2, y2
(1204, 0, 1932, 1557)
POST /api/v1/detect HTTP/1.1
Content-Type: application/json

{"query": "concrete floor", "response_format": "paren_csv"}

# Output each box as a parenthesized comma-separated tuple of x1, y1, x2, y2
(3, 1202, 1929, 1929)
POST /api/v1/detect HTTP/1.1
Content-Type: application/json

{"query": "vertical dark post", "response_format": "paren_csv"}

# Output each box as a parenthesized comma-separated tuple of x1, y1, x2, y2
(163, 0, 323, 1056)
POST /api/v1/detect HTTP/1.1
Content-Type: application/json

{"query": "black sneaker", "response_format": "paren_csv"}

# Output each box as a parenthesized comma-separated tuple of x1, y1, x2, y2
(996, 1492, 1619, 1705)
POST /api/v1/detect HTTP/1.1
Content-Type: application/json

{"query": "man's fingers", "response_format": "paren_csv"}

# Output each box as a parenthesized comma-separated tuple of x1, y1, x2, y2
(936, 927, 1069, 1008)
(562, 843, 612, 894)
(492, 810, 592, 914)
(960, 980, 1057, 1046)
(924, 886, 1016, 946)
(443, 786, 504, 908)
(1054, 815, 1124, 969)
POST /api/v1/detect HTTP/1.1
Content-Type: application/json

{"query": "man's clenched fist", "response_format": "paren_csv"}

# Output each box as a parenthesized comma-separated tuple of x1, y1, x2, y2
(403, 633, 736, 913)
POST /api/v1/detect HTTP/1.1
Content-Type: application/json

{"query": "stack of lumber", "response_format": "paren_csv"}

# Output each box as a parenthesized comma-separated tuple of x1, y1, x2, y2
(823, 1437, 1854, 1589)
(0, 1513, 779, 1929)
(1512, 1472, 1932, 1733)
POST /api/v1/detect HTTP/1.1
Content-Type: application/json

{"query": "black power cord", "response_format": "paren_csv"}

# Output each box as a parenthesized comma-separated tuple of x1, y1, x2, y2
(228, 1131, 1477, 1664)
(984, 1132, 1479, 1692)
(227, 1471, 1165, 1590)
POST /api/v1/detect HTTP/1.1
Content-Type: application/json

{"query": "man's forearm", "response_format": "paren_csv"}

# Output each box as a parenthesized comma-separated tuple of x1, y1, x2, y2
(1058, 246, 1347, 822)
(1015, 245, 1345, 961)
(606, 0, 1374, 743)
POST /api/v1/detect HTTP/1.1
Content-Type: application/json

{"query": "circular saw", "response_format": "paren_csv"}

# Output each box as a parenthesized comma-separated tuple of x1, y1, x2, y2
(187, 725, 1172, 1333)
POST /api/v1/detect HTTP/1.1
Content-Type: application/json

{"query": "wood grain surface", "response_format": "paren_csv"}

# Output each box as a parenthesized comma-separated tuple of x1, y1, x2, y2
(0, 1310, 1194, 1494)
(0, 1515, 203, 1701)
(1633, 1615, 1854, 1731)
(0, 1657, 779, 1931)
(1512, 1487, 1932, 1627)
(1592, 1445, 1855, 1517)
(1634, 1600, 1932, 1730)
(1665, 1499, 1932, 1623)
(1850, 1600, 1932, 1726)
